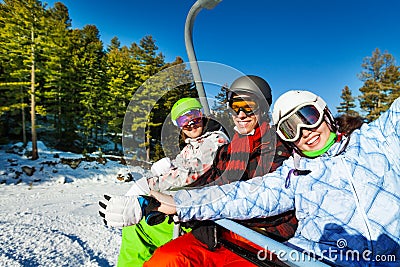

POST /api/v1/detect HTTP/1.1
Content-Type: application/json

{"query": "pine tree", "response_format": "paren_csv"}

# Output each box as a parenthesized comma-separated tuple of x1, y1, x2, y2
(104, 39, 135, 152)
(211, 83, 229, 114)
(128, 35, 166, 161)
(211, 84, 234, 137)
(123, 56, 197, 162)
(0, 0, 48, 159)
(72, 25, 105, 150)
(381, 64, 400, 110)
(337, 86, 359, 116)
(107, 36, 120, 52)
(358, 48, 398, 121)
(41, 2, 73, 142)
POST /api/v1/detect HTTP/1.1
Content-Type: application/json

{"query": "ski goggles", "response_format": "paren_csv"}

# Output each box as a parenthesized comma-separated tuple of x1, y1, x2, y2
(228, 98, 260, 116)
(175, 110, 203, 129)
(181, 117, 203, 131)
(276, 103, 324, 142)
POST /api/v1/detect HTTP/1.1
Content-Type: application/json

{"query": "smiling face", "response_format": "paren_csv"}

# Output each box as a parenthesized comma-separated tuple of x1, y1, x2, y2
(294, 121, 331, 151)
(181, 120, 204, 139)
(230, 94, 261, 134)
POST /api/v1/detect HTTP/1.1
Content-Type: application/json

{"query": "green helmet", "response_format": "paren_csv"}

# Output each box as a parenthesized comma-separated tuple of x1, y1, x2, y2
(171, 98, 203, 122)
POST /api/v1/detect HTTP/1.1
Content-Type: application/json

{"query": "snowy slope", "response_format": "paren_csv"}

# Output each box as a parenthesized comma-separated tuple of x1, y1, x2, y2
(0, 142, 149, 267)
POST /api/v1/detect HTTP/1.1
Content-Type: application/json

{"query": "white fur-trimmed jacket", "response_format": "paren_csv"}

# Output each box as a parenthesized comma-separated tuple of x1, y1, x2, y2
(149, 130, 229, 192)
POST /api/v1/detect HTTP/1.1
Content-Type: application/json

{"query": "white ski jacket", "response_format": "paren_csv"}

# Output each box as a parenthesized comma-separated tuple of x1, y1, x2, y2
(174, 98, 400, 266)
(149, 130, 229, 192)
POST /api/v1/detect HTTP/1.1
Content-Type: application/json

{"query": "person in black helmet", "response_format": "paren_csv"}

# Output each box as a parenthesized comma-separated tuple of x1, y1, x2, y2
(143, 75, 297, 267)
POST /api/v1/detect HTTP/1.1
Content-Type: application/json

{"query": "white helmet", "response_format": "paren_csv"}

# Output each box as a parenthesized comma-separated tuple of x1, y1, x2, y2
(272, 90, 326, 125)
(272, 90, 330, 142)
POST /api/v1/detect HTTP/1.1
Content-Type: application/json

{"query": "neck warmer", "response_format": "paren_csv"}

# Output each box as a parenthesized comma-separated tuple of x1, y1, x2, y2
(302, 132, 337, 158)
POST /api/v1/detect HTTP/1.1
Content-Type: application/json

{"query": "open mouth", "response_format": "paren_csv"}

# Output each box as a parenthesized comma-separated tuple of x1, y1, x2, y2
(306, 135, 320, 146)
(237, 120, 251, 127)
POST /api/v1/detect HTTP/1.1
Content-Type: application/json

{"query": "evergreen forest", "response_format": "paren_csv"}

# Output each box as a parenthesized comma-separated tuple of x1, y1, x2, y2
(1, 0, 399, 162)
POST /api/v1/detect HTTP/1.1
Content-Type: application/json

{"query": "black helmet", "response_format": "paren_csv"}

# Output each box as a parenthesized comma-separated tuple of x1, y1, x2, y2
(226, 75, 272, 106)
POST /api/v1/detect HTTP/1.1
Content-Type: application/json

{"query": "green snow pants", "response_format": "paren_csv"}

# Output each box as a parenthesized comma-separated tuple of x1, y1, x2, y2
(117, 216, 190, 266)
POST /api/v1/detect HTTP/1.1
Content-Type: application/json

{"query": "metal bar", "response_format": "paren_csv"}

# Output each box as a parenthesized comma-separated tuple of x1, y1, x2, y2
(184, 0, 211, 116)
(215, 219, 331, 267)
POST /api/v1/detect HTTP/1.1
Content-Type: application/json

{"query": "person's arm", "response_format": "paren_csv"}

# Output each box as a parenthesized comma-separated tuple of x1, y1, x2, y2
(152, 164, 296, 222)
(362, 97, 400, 167)
(370, 97, 400, 138)
(150, 190, 177, 215)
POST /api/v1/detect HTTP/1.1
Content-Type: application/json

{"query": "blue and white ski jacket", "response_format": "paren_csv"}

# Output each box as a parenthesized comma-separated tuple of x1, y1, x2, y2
(174, 98, 400, 266)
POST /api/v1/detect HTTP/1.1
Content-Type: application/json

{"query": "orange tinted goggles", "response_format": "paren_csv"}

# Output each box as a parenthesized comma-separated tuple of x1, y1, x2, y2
(228, 98, 259, 115)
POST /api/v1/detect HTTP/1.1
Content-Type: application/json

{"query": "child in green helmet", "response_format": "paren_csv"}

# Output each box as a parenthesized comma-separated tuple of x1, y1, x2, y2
(114, 97, 229, 266)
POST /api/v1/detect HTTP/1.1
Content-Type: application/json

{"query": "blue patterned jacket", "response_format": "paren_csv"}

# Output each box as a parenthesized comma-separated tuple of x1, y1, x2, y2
(174, 98, 400, 266)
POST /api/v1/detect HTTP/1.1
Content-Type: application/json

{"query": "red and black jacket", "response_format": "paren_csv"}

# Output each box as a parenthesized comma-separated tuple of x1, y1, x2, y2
(185, 121, 298, 248)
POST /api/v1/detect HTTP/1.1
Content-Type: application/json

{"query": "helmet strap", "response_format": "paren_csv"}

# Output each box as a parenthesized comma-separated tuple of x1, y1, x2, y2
(323, 108, 338, 133)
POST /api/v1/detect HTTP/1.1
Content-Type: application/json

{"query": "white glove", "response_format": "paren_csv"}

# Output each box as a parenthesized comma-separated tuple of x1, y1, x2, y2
(99, 195, 143, 227)
(151, 157, 172, 176)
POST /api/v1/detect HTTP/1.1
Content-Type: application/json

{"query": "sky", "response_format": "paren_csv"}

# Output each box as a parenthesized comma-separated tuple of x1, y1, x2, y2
(44, 0, 400, 114)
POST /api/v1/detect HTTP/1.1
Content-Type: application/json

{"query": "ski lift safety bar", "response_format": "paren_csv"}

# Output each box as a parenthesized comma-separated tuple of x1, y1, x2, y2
(215, 219, 331, 267)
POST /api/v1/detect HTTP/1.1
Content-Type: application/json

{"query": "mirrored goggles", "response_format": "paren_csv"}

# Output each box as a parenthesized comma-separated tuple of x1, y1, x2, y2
(228, 98, 259, 116)
(181, 117, 202, 131)
(175, 109, 202, 128)
(277, 104, 324, 142)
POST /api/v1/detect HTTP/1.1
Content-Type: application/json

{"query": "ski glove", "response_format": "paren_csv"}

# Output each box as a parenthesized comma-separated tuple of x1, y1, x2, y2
(98, 195, 165, 227)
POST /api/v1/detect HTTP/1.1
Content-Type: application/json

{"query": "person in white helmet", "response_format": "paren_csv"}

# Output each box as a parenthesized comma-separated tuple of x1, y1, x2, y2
(148, 91, 400, 266)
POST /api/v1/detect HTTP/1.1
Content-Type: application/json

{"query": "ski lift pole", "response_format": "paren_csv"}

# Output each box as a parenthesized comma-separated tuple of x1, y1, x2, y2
(184, 0, 222, 116)
(216, 219, 332, 267)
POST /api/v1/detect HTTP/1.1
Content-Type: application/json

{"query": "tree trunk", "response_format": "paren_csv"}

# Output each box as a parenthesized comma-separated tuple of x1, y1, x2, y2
(30, 26, 38, 160)
(146, 130, 150, 162)
(21, 87, 27, 147)
(57, 84, 62, 140)
(22, 102, 27, 147)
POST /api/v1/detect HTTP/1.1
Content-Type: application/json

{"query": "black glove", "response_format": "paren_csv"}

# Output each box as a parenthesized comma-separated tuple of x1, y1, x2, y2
(138, 195, 167, 226)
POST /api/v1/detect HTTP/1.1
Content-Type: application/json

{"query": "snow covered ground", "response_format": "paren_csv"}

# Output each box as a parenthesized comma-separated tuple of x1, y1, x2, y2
(0, 142, 150, 267)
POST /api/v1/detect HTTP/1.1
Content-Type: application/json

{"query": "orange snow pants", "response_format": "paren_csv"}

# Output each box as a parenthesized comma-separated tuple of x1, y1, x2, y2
(143, 231, 261, 267)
